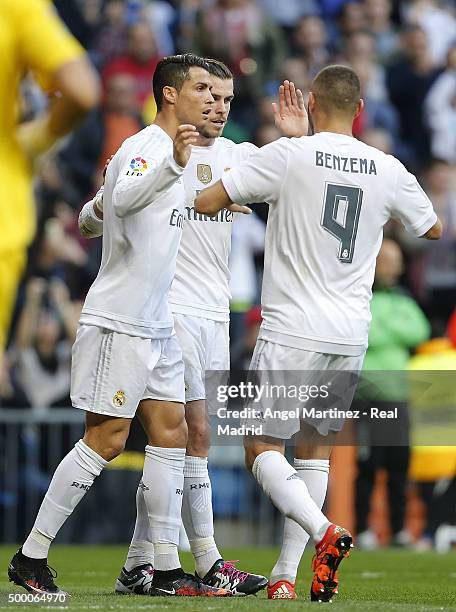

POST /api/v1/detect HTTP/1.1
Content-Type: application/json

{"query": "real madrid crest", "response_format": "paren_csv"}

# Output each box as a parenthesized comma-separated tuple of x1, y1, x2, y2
(113, 390, 126, 407)
(197, 164, 212, 185)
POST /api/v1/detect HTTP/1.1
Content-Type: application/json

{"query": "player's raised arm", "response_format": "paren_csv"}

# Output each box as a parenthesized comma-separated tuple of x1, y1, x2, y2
(389, 159, 443, 241)
(273, 80, 308, 138)
(196, 138, 289, 218)
(112, 125, 198, 218)
(195, 181, 252, 217)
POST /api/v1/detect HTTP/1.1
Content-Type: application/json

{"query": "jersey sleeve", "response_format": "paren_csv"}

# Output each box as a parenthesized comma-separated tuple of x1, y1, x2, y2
(111, 132, 184, 218)
(235, 141, 259, 162)
(14, 0, 84, 90)
(222, 138, 289, 205)
(389, 159, 438, 237)
(78, 187, 104, 239)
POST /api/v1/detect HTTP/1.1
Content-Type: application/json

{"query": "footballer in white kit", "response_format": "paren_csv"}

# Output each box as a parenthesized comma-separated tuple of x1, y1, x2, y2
(169, 135, 256, 410)
(78, 64, 309, 597)
(72, 122, 187, 416)
(9, 55, 234, 599)
(195, 65, 441, 602)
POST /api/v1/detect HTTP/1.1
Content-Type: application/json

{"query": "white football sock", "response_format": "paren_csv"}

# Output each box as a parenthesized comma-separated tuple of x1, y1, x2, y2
(270, 458, 330, 584)
(124, 481, 154, 572)
(22, 440, 107, 559)
(181, 455, 221, 577)
(252, 451, 330, 545)
(141, 446, 185, 571)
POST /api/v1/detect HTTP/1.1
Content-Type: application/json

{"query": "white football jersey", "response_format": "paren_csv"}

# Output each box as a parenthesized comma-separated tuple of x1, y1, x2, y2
(169, 137, 257, 321)
(81, 125, 185, 338)
(222, 132, 437, 355)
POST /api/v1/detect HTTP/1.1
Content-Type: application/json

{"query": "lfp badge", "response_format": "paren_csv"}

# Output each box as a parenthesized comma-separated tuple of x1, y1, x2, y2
(127, 157, 148, 176)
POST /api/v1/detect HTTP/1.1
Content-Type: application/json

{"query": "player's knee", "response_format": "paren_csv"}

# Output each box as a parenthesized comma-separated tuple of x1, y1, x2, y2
(103, 438, 126, 461)
(186, 418, 210, 456)
(244, 442, 258, 473)
(83, 435, 126, 462)
(173, 416, 189, 448)
(150, 412, 188, 448)
(83, 426, 128, 461)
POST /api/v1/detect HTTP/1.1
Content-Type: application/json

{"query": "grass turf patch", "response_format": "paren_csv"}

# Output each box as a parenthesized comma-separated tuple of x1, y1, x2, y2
(0, 546, 455, 611)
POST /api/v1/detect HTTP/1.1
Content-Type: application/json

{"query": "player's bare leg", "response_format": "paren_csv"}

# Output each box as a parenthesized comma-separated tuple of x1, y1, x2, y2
(244, 432, 353, 603)
(119, 400, 229, 597)
(268, 429, 331, 599)
(9, 413, 132, 594)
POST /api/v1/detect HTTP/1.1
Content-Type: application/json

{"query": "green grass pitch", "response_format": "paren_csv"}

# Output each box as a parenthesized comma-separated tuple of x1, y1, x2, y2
(0, 546, 455, 611)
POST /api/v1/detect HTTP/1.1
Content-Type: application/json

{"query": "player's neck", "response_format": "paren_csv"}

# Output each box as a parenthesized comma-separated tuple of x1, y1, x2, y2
(314, 123, 353, 137)
(153, 112, 179, 140)
(194, 135, 215, 147)
(313, 115, 354, 137)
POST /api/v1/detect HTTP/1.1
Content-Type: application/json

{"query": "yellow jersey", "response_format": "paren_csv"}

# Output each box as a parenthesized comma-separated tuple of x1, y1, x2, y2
(0, 0, 83, 254)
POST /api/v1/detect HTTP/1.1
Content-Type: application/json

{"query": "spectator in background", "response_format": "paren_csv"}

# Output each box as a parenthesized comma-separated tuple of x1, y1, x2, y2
(91, 0, 128, 68)
(420, 158, 456, 333)
(259, 0, 319, 35)
(360, 126, 393, 154)
(404, 0, 456, 66)
(143, 1, 177, 56)
(60, 72, 143, 201)
(355, 239, 431, 549)
(343, 32, 402, 145)
(363, 0, 399, 60)
(279, 57, 311, 94)
(102, 22, 161, 122)
(10, 278, 79, 410)
(27, 214, 88, 296)
(386, 26, 441, 168)
(336, 1, 369, 43)
(54, 0, 102, 49)
(193, 0, 286, 125)
(339, 30, 398, 137)
(425, 44, 456, 164)
(292, 16, 330, 76)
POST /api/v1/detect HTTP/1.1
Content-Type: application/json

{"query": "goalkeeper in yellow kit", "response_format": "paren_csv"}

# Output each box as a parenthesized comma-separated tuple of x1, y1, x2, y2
(0, 0, 100, 359)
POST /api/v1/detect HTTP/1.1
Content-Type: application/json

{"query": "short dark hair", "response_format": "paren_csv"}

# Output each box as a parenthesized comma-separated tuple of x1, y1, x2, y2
(205, 58, 233, 80)
(312, 65, 361, 115)
(152, 54, 210, 111)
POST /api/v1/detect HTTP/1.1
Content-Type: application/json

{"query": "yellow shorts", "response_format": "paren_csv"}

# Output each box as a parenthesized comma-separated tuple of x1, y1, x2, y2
(0, 249, 26, 352)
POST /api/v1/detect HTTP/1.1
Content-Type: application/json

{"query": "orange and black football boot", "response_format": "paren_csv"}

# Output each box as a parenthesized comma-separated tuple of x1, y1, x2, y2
(310, 523, 353, 602)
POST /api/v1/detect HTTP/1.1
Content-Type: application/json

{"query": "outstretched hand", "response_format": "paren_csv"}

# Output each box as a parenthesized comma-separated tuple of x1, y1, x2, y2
(272, 80, 308, 138)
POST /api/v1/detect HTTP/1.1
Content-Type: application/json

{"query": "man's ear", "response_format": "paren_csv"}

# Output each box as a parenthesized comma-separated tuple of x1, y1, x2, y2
(354, 98, 364, 119)
(307, 91, 316, 135)
(307, 91, 316, 114)
(162, 85, 177, 106)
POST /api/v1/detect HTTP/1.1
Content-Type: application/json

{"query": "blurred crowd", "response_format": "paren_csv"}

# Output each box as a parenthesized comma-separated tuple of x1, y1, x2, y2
(0, 0, 455, 547)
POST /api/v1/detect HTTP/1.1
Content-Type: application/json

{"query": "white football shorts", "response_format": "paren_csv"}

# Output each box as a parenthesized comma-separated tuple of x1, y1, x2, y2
(173, 313, 229, 411)
(244, 339, 365, 438)
(71, 324, 185, 418)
